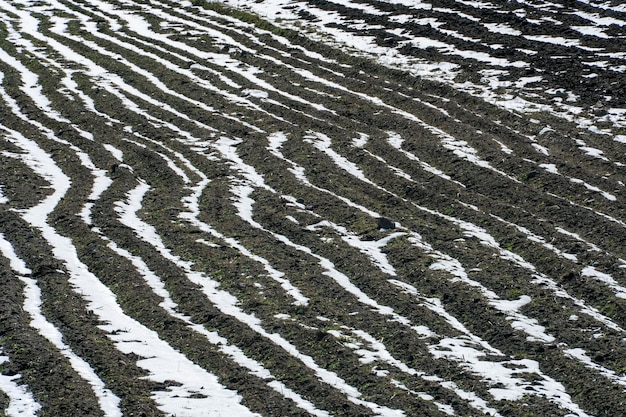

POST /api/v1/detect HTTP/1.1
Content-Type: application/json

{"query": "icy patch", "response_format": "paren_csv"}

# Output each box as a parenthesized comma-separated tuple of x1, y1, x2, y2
(576, 139, 609, 161)
(571, 26, 609, 39)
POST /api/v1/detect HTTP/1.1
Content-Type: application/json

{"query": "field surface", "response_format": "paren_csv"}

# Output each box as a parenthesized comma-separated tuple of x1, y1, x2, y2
(1, 0, 626, 416)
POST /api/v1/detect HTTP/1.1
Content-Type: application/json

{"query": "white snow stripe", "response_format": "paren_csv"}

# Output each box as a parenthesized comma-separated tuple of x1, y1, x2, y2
(413, 202, 625, 333)
(581, 266, 626, 299)
(0, 232, 120, 417)
(101, 235, 330, 416)
(328, 324, 503, 416)
(19, 277, 123, 417)
(386, 131, 465, 187)
(2, 125, 256, 416)
(119, 181, 405, 417)
(0, 353, 41, 417)
(0, 185, 8, 204)
(0, 237, 41, 417)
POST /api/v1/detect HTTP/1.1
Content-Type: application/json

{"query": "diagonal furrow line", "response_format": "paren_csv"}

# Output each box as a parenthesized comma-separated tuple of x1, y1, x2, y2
(2, 124, 262, 417)
(2, 1, 626, 416)
(269, 126, 625, 413)
(116, 179, 406, 417)
(0, 128, 123, 417)
(266, 131, 598, 413)
(97, 214, 329, 417)
(123, 134, 310, 306)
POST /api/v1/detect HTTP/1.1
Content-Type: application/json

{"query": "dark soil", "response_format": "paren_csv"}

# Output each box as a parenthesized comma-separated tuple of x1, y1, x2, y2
(1, 0, 626, 416)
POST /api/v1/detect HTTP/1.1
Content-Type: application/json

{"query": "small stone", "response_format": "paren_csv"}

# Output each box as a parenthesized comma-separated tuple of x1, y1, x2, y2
(377, 217, 395, 230)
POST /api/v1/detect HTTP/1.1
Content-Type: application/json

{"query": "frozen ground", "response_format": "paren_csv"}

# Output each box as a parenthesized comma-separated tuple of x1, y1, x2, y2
(0, 0, 625, 416)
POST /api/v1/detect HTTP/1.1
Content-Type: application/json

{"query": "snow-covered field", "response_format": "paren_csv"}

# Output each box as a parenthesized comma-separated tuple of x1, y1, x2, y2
(0, 0, 625, 416)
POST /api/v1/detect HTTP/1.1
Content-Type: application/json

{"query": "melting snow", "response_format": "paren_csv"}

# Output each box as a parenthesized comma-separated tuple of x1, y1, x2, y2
(581, 266, 626, 299)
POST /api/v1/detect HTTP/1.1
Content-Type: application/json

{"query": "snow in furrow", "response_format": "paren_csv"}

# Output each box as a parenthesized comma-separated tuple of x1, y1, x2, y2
(564, 348, 626, 388)
(0, 3, 219, 139)
(491, 215, 579, 262)
(397, 238, 597, 417)
(0, 59, 113, 228)
(117, 181, 404, 417)
(289, 128, 565, 343)
(228, 0, 626, 131)
(385, 131, 465, 187)
(405, 230, 557, 344)
(46, 15, 248, 128)
(534, 155, 618, 202)
(121, 134, 309, 306)
(230, 182, 434, 339)
(217, 135, 447, 336)
(323, 96, 518, 185)
(140, 0, 345, 80)
(2, 126, 257, 417)
(388, 279, 502, 356)
(267, 132, 380, 218)
(581, 266, 626, 299)
(18, 276, 123, 417)
(415, 202, 625, 333)
(362, 147, 414, 181)
(304, 132, 378, 187)
(239, 0, 525, 69)
(238, 130, 597, 415)
(328, 325, 503, 417)
(103, 204, 328, 416)
(555, 227, 602, 253)
(217, 137, 444, 340)
(277, 120, 623, 389)
(270, 130, 557, 339)
(0, 237, 42, 417)
(61, 0, 306, 122)
(96, 0, 334, 114)
(5, 0, 267, 140)
(0, 352, 41, 417)
(431, 336, 592, 417)
(306, 220, 404, 276)
(547, 191, 626, 233)
(0, 233, 121, 417)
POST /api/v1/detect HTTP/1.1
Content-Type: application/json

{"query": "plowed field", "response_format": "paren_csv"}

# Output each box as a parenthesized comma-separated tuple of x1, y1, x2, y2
(1, 0, 625, 416)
